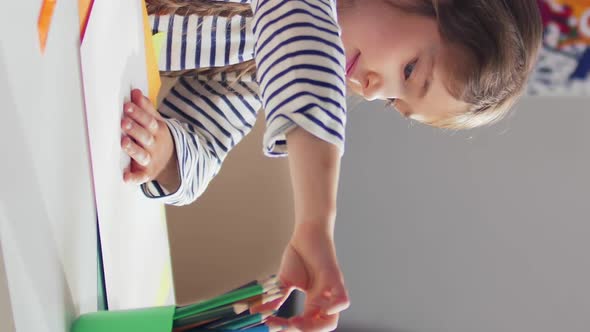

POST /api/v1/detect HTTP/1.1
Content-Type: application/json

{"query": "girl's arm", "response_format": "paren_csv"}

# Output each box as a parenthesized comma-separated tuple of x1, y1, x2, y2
(246, 0, 350, 329)
(286, 127, 339, 235)
(123, 73, 263, 206)
(267, 127, 350, 331)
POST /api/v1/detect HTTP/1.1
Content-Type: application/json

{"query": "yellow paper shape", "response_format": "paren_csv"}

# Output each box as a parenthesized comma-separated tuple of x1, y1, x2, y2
(152, 32, 166, 65)
(38, 0, 57, 52)
(141, 1, 161, 106)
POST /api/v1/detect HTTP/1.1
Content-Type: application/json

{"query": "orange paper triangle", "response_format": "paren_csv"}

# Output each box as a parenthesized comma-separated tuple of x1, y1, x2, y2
(78, 0, 94, 42)
(38, 0, 57, 52)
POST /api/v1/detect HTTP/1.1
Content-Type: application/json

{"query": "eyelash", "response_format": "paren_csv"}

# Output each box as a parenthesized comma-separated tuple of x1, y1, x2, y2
(404, 59, 418, 80)
(385, 59, 418, 108)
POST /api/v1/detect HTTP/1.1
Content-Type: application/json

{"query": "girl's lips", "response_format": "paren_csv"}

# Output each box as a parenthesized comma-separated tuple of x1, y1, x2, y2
(346, 52, 360, 78)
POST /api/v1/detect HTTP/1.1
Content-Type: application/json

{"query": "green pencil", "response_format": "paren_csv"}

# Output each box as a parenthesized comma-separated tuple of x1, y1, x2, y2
(174, 283, 276, 320)
(173, 302, 249, 328)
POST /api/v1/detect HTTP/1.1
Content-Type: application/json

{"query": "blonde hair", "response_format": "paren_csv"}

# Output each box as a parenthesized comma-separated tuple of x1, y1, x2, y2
(384, 0, 543, 130)
(146, 0, 257, 83)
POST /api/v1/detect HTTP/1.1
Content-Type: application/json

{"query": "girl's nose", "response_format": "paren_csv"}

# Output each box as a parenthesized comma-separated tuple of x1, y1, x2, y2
(362, 71, 382, 101)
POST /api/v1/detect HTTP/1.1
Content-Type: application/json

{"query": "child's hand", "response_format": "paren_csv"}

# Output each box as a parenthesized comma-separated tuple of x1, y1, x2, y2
(260, 222, 350, 332)
(121, 89, 176, 186)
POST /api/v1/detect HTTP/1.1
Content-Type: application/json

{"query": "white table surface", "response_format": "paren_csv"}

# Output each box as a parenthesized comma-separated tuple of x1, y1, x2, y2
(1, 0, 177, 331)
(0, 0, 98, 331)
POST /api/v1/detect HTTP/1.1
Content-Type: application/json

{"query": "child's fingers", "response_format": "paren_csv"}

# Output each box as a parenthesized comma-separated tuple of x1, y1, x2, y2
(121, 135, 151, 167)
(131, 88, 157, 115)
(299, 313, 339, 332)
(324, 295, 350, 316)
(124, 102, 159, 135)
(265, 317, 293, 331)
(318, 286, 350, 316)
(267, 313, 339, 332)
(121, 116, 155, 149)
(123, 168, 149, 185)
(303, 290, 349, 318)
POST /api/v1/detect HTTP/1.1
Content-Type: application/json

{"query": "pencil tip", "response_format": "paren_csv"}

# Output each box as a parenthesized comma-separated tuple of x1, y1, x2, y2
(235, 302, 250, 314)
(262, 293, 283, 304)
(263, 275, 279, 287)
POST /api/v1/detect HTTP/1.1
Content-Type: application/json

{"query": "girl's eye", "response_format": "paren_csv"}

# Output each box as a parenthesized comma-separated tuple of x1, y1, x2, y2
(404, 60, 417, 80)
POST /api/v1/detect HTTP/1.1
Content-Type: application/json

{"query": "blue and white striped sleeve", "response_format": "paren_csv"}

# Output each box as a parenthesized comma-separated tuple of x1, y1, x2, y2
(140, 73, 262, 206)
(249, 0, 347, 157)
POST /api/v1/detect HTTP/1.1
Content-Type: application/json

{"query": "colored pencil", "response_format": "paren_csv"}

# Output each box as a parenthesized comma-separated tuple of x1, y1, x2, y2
(174, 283, 276, 320)
(226, 324, 284, 332)
(184, 324, 282, 332)
(176, 275, 280, 319)
(209, 311, 275, 330)
(245, 325, 283, 332)
(182, 291, 283, 331)
(225, 275, 278, 294)
(266, 286, 282, 296)
(236, 286, 282, 306)
(173, 318, 216, 332)
(198, 311, 250, 330)
(174, 293, 282, 332)
(240, 322, 266, 330)
(173, 302, 249, 328)
(245, 293, 283, 313)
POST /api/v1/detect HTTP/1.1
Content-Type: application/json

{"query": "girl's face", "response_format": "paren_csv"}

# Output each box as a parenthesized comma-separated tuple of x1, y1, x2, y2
(337, 0, 470, 123)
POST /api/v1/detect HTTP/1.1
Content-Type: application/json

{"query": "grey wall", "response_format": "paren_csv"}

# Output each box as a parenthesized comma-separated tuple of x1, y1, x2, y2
(335, 97, 590, 332)
(0, 243, 15, 332)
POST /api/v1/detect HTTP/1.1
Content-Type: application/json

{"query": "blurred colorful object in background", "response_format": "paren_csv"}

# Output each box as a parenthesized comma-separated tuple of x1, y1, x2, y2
(529, 0, 590, 95)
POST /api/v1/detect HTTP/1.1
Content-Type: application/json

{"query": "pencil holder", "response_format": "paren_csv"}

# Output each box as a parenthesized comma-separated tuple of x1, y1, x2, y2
(71, 305, 175, 332)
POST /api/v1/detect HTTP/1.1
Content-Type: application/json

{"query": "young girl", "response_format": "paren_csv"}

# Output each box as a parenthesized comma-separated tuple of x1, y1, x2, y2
(120, 1, 542, 330)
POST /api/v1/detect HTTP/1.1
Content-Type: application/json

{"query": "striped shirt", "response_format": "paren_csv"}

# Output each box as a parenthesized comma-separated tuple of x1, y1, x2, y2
(143, 0, 347, 205)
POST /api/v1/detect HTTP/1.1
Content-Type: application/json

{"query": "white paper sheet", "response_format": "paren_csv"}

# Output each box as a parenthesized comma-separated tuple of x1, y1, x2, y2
(80, 0, 175, 309)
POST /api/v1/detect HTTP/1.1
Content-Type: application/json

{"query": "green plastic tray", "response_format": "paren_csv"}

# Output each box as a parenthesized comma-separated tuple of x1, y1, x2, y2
(71, 305, 175, 332)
